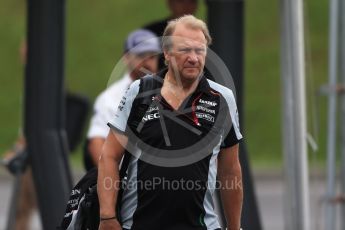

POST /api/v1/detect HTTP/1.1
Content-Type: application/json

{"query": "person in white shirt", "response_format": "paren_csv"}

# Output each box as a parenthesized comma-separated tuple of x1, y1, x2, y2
(84, 29, 160, 170)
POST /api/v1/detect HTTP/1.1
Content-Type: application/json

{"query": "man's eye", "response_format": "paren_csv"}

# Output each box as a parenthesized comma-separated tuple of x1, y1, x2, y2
(195, 48, 205, 54)
(179, 48, 191, 53)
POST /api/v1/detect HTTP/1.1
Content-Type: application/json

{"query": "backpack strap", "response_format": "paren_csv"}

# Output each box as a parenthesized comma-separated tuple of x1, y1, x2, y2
(116, 74, 163, 223)
(126, 74, 163, 131)
(138, 74, 162, 103)
(120, 74, 161, 172)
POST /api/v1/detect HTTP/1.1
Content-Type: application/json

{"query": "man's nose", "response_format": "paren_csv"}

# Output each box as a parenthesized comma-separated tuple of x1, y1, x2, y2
(187, 51, 198, 63)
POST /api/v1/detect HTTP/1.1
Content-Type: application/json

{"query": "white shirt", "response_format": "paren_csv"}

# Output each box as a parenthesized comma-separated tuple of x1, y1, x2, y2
(87, 73, 132, 139)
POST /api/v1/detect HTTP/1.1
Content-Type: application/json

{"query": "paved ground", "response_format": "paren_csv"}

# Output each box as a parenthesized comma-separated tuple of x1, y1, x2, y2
(0, 169, 343, 230)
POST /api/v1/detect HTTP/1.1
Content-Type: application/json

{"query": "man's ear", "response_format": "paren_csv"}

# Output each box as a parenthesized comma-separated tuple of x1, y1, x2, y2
(163, 49, 170, 64)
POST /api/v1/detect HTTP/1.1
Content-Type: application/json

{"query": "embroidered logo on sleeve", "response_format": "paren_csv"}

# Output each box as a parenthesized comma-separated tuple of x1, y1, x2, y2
(118, 96, 126, 111)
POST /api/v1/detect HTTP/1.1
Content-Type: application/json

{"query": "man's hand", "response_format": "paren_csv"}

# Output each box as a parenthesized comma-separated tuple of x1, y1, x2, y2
(98, 219, 122, 230)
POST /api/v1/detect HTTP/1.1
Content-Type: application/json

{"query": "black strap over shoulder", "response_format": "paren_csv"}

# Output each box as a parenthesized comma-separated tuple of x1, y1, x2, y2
(128, 74, 163, 129)
(138, 74, 163, 102)
(140, 74, 162, 89)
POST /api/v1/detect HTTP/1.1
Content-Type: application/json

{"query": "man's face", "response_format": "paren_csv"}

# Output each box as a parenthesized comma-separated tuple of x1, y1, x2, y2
(164, 24, 207, 82)
(126, 52, 158, 80)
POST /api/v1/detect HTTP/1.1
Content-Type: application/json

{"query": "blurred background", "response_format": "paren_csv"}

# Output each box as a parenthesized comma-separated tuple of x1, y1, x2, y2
(0, 0, 335, 229)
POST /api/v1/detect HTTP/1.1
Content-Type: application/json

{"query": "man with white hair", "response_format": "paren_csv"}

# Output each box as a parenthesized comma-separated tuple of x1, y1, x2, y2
(98, 15, 243, 230)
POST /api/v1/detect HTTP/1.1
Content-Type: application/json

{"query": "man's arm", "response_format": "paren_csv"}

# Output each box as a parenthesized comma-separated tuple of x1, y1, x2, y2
(217, 144, 243, 230)
(88, 137, 105, 167)
(97, 130, 127, 230)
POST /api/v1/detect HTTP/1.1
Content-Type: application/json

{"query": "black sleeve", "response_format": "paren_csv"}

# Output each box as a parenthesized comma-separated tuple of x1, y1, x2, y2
(219, 99, 243, 149)
(221, 126, 242, 148)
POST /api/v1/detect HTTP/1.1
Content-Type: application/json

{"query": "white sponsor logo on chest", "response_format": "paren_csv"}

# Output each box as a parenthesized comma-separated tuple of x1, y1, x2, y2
(142, 112, 160, 122)
(199, 99, 217, 107)
(147, 106, 159, 113)
(196, 105, 216, 114)
(196, 112, 215, 123)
